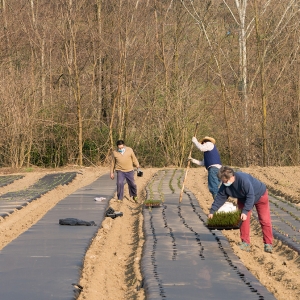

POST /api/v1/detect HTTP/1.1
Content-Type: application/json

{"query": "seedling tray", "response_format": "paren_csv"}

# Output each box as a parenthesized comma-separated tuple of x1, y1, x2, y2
(144, 199, 162, 208)
(206, 210, 242, 230)
(207, 220, 242, 230)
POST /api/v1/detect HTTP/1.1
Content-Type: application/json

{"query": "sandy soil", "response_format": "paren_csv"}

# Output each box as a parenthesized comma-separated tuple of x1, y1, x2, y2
(0, 166, 299, 300)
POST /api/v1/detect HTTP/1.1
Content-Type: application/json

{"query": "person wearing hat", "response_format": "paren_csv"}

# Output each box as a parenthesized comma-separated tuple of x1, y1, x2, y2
(110, 140, 140, 202)
(189, 136, 222, 199)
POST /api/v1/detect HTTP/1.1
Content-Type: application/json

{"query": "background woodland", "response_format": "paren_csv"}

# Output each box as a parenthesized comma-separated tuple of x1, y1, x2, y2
(1, 0, 300, 168)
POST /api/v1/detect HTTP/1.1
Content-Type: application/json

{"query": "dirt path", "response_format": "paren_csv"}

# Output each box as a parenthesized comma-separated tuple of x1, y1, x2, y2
(77, 169, 159, 300)
(0, 166, 300, 300)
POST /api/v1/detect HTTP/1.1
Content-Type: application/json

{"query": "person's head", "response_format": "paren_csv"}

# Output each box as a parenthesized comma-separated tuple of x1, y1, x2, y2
(218, 166, 235, 186)
(116, 140, 125, 150)
(200, 136, 216, 145)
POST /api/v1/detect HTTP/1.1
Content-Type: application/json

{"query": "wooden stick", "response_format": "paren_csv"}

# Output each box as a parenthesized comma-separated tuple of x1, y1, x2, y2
(179, 122, 199, 203)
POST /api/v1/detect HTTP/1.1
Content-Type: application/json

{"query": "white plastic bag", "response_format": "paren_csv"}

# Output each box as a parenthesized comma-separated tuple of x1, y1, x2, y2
(217, 202, 236, 213)
(94, 197, 106, 202)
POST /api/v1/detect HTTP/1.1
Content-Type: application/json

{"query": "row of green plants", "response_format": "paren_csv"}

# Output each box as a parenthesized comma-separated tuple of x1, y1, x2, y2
(2, 172, 77, 201)
(168, 170, 176, 193)
(144, 171, 165, 210)
(144, 169, 184, 209)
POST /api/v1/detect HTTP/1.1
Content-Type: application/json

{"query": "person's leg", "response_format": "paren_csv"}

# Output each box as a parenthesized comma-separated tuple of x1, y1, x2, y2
(255, 190, 273, 245)
(116, 171, 126, 200)
(237, 200, 252, 244)
(124, 170, 137, 197)
(208, 167, 221, 198)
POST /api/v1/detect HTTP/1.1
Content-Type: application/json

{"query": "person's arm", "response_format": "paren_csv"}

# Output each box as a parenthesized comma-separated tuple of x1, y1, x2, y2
(188, 157, 204, 166)
(240, 180, 255, 215)
(209, 186, 228, 215)
(131, 149, 139, 168)
(192, 137, 214, 152)
(110, 151, 116, 179)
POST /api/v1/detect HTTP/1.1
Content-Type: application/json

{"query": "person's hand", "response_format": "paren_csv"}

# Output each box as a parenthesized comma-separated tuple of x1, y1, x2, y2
(192, 136, 198, 144)
(110, 173, 114, 180)
(241, 213, 247, 221)
(208, 213, 214, 219)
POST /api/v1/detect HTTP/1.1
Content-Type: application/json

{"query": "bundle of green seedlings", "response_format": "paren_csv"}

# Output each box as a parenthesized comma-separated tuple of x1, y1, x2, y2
(207, 210, 242, 228)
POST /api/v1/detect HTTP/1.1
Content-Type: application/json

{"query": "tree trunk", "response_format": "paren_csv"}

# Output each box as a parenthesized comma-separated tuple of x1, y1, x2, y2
(254, 0, 267, 166)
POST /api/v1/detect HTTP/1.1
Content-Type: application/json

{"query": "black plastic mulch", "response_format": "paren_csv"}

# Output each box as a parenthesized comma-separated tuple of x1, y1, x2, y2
(252, 194, 300, 254)
(0, 172, 116, 300)
(0, 175, 24, 187)
(142, 169, 276, 300)
(0, 172, 77, 218)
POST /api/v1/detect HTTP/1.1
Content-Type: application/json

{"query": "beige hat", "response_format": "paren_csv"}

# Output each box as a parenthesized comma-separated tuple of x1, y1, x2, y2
(200, 136, 216, 144)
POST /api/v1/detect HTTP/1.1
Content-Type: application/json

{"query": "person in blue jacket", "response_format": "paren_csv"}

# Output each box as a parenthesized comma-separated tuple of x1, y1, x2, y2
(189, 136, 222, 199)
(208, 166, 273, 253)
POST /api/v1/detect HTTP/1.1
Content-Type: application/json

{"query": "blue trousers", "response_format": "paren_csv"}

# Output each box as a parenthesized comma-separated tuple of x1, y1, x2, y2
(116, 170, 137, 200)
(208, 167, 221, 199)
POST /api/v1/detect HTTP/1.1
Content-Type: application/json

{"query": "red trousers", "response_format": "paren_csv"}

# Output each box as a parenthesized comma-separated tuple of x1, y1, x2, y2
(238, 190, 273, 245)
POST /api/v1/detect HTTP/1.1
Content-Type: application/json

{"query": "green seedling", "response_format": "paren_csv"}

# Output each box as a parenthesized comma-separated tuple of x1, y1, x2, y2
(177, 169, 184, 189)
(169, 169, 176, 193)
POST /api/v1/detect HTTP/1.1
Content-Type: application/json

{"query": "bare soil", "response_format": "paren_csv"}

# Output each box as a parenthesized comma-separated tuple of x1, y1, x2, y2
(0, 166, 299, 300)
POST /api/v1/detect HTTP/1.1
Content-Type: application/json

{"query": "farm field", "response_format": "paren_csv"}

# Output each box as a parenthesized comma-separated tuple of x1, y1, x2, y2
(0, 166, 299, 300)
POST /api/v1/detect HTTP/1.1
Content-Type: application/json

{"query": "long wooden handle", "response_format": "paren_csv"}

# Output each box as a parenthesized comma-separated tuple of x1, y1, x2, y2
(179, 122, 199, 203)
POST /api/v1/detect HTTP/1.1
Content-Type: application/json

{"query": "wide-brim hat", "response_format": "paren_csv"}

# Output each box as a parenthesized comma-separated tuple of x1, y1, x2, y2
(200, 136, 216, 144)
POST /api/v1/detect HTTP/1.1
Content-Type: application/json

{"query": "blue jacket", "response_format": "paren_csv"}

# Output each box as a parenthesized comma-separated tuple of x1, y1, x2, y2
(210, 172, 267, 215)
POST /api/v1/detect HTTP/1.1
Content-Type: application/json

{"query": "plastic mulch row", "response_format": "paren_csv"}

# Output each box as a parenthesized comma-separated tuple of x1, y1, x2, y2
(0, 172, 77, 218)
(142, 169, 276, 300)
(252, 195, 300, 254)
(0, 172, 116, 299)
(0, 175, 24, 188)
